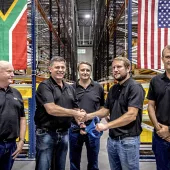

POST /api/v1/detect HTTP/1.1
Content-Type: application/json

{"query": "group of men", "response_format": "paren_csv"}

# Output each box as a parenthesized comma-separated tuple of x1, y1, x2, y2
(0, 45, 170, 170)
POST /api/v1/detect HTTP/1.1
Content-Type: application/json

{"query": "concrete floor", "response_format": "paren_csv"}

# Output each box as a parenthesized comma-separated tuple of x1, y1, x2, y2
(12, 130, 156, 170)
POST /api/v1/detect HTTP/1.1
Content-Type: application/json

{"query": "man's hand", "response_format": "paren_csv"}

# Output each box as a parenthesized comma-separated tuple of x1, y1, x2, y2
(74, 109, 87, 122)
(96, 123, 109, 132)
(155, 122, 161, 131)
(80, 123, 87, 135)
(12, 140, 24, 159)
(79, 109, 87, 122)
(105, 115, 110, 122)
(157, 123, 170, 139)
(164, 136, 170, 142)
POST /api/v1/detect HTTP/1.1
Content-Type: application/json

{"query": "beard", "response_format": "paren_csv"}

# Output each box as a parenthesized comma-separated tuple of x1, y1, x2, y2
(114, 72, 128, 82)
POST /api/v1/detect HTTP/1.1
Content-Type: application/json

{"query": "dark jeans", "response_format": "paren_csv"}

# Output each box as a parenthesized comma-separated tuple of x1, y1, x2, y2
(69, 128, 100, 170)
(152, 131, 170, 170)
(0, 141, 16, 170)
(35, 129, 68, 170)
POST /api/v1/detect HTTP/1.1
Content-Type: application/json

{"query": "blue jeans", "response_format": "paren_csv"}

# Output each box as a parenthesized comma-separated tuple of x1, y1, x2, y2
(69, 128, 100, 170)
(35, 129, 68, 170)
(0, 141, 16, 170)
(152, 131, 170, 170)
(107, 136, 140, 170)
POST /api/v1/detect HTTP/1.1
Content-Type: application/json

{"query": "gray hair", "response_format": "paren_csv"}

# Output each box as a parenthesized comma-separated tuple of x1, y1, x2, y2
(49, 56, 66, 66)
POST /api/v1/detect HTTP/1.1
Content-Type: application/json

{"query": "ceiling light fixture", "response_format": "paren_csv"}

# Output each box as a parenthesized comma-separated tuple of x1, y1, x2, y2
(85, 14, 90, 19)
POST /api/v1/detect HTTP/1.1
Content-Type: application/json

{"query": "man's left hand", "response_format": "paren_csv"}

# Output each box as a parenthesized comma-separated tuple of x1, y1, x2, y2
(96, 123, 109, 132)
(157, 123, 170, 139)
(12, 140, 24, 159)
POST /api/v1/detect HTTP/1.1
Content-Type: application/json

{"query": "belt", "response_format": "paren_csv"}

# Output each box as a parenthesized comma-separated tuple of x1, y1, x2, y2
(110, 134, 133, 140)
(0, 138, 16, 143)
(37, 127, 67, 133)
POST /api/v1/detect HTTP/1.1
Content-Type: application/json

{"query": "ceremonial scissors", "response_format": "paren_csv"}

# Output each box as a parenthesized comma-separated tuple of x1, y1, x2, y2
(84, 116, 103, 138)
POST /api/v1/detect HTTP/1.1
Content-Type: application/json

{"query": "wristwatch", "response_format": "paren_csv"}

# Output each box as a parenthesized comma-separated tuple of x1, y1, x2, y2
(19, 138, 26, 144)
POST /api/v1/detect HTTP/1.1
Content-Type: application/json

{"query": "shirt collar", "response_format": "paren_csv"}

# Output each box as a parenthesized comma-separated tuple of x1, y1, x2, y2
(76, 79, 94, 87)
(160, 72, 169, 80)
(49, 76, 68, 88)
(119, 77, 131, 87)
(0, 86, 13, 92)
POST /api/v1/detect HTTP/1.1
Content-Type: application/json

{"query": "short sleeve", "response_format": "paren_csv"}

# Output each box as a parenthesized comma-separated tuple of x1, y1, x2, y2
(36, 83, 55, 105)
(128, 84, 145, 110)
(147, 79, 155, 101)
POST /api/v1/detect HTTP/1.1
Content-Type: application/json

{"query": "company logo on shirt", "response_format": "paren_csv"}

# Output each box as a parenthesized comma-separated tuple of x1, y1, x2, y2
(67, 89, 73, 97)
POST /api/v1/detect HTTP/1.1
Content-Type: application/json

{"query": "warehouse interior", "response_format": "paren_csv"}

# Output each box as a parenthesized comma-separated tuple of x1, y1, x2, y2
(1, 0, 163, 169)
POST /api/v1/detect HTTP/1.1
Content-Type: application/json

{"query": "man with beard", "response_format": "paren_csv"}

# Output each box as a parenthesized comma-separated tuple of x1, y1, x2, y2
(86, 57, 145, 170)
(147, 45, 170, 170)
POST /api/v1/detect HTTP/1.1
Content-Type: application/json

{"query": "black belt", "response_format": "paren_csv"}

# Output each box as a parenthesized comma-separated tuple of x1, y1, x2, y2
(110, 134, 134, 140)
(37, 127, 67, 133)
(0, 138, 16, 143)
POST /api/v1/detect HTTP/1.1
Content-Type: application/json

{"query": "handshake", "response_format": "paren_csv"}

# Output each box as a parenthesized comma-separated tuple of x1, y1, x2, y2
(72, 108, 109, 133)
(74, 109, 88, 123)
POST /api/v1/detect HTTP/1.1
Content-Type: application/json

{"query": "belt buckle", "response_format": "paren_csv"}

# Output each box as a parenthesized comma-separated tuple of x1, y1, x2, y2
(113, 135, 123, 140)
(3, 139, 7, 142)
(37, 128, 47, 133)
(115, 136, 121, 140)
(55, 129, 59, 133)
(55, 128, 63, 133)
(118, 136, 121, 140)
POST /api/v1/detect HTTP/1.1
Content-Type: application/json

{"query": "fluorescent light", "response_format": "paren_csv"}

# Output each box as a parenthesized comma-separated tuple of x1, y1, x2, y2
(85, 14, 90, 18)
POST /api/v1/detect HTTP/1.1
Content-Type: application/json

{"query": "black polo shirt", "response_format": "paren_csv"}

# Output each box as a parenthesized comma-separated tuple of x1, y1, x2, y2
(34, 77, 79, 130)
(147, 72, 170, 125)
(72, 80, 104, 125)
(0, 87, 25, 140)
(105, 78, 145, 138)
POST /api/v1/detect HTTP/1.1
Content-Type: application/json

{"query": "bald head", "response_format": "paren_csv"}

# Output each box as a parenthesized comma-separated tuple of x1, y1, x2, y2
(0, 61, 13, 70)
(0, 61, 14, 88)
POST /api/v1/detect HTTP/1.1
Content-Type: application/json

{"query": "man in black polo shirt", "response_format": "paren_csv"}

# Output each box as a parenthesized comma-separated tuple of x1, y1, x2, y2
(87, 57, 145, 170)
(0, 61, 26, 170)
(34, 57, 86, 170)
(147, 45, 170, 170)
(69, 61, 104, 170)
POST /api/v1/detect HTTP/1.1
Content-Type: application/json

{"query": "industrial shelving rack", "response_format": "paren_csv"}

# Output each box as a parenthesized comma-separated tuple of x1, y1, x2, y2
(13, 0, 78, 158)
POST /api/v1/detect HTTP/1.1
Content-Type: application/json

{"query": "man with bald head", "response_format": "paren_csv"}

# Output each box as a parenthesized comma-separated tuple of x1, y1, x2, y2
(0, 61, 26, 170)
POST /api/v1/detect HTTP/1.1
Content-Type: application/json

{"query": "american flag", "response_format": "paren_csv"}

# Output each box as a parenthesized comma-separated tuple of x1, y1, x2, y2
(137, 0, 170, 69)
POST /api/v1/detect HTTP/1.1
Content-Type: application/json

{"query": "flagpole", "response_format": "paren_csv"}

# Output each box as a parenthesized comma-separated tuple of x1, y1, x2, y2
(128, 0, 132, 64)
(29, 0, 36, 158)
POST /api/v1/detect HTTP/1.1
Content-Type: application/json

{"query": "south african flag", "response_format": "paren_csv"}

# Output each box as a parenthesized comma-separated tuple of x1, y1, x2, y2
(0, 0, 27, 70)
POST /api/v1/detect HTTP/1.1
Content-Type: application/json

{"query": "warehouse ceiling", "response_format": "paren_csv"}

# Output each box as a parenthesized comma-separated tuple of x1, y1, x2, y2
(26, 0, 139, 72)
(26, 0, 163, 79)
(27, 0, 139, 56)
(75, 0, 95, 46)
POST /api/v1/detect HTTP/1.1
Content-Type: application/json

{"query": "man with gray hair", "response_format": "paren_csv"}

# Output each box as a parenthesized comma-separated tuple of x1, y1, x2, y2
(34, 56, 86, 170)
(0, 61, 26, 170)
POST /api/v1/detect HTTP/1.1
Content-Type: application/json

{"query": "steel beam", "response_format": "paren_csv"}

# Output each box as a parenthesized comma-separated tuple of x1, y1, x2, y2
(35, 0, 64, 48)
